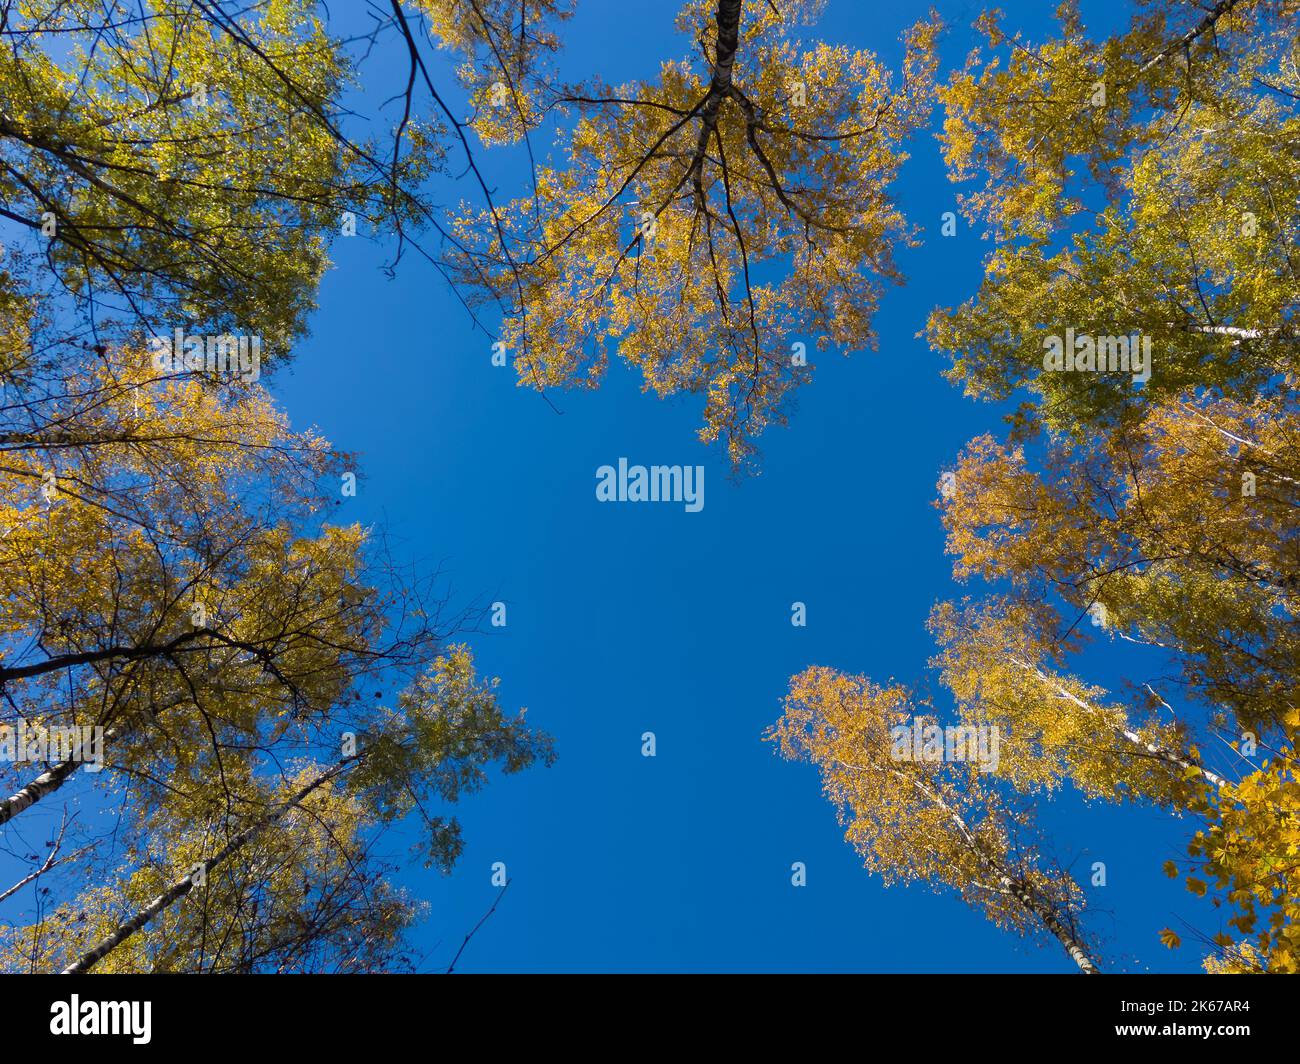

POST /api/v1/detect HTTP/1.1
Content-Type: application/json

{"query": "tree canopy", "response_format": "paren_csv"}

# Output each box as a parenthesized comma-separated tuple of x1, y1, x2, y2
(772, 0, 1300, 973)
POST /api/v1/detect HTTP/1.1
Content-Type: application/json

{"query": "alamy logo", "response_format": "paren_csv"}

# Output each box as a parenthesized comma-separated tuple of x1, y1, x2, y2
(1042, 328, 1151, 384)
(0, 724, 104, 772)
(50, 996, 151, 1044)
(148, 328, 261, 383)
(595, 458, 704, 512)
(890, 719, 1000, 774)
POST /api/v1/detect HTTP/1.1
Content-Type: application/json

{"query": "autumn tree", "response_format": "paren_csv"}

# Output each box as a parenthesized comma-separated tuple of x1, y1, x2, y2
(768, 667, 1100, 972)
(0, 0, 443, 356)
(415, 0, 572, 147)
(931, 394, 1299, 971)
(940, 397, 1299, 742)
(931, 0, 1299, 432)
(3, 646, 551, 973)
(925, 0, 1300, 970)
(1183, 736, 1300, 973)
(0, 0, 557, 971)
(773, 0, 1300, 972)
(0, 0, 563, 353)
(449, 0, 939, 468)
(0, 335, 557, 970)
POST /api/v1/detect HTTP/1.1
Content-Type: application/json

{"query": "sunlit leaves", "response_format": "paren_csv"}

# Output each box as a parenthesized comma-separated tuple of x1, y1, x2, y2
(767, 665, 1095, 964)
(931, 0, 1300, 432)
(450, 0, 939, 469)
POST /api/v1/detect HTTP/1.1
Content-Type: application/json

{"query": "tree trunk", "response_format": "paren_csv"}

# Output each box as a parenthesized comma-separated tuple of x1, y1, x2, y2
(899, 770, 1103, 973)
(1005, 875, 1100, 974)
(0, 722, 123, 826)
(1009, 656, 1226, 789)
(711, 0, 743, 91)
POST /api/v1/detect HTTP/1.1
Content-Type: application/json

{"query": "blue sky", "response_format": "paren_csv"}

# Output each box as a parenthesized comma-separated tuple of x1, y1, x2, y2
(262, 0, 1209, 972)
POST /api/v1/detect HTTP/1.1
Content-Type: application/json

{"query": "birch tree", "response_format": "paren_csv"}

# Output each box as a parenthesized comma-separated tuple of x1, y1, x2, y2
(931, 0, 1299, 431)
(3, 647, 551, 973)
(774, 1, 1300, 972)
(0, 0, 557, 971)
(449, 0, 939, 468)
(768, 667, 1100, 972)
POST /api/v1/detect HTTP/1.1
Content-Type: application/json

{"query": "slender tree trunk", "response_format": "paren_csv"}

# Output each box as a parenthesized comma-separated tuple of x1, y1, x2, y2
(0, 722, 124, 826)
(1, 692, 192, 827)
(1180, 324, 1291, 340)
(1004, 875, 1100, 974)
(900, 770, 1103, 973)
(1009, 656, 1227, 788)
(1134, 0, 1244, 78)
(60, 755, 358, 974)
(689, 0, 744, 197)
(711, 0, 742, 91)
